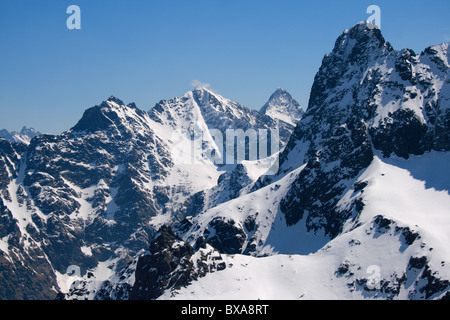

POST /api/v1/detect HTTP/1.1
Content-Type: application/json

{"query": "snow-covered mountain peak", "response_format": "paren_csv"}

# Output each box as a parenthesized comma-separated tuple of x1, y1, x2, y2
(264, 88, 291, 103)
(257, 21, 449, 203)
(272, 87, 288, 95)
(151, 88, 257, 132)
(70, 97, 154, 137)
(191, 87, 254, 122)
(106, 95, 125, 106)
(331, 21, 393, 63)
(191, 86, 223, 108)
(420, 42, 450, 71)
(340, 20, 386, 44)
(260, 88, 303, 126)
(191, 85, 215, 97)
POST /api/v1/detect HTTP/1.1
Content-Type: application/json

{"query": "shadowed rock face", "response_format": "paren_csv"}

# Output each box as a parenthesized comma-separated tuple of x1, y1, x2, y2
(130, 225, 225, 300)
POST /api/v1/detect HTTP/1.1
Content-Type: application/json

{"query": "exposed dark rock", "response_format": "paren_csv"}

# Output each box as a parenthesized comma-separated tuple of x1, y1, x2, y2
(203, 217, 247, 254)
(129, 225, 226, 300)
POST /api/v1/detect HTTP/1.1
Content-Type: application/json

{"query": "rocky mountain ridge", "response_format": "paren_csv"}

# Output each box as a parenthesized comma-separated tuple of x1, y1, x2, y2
(0, 87, 302, 299)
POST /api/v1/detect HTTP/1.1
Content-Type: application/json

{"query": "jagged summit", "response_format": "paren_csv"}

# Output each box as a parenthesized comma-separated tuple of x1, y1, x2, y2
(260, 88, 303, 126)
(264, 88, 290, 101)
(191, 86, 230, 110)
(327, 21, 393, 68)
(337, 21, 390, 48)
(106, 95, 125, 105)
(148, 87, 298, 146)
(70, 96, 152, 135)
(71, 101, 120, 133)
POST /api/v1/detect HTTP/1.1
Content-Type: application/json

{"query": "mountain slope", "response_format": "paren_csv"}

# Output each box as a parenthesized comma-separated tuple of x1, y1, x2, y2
(149, 86, 300, 147)
(148, 87, 299, 218)
(0, 96, 182, 299)
(163, 152, 450, 300)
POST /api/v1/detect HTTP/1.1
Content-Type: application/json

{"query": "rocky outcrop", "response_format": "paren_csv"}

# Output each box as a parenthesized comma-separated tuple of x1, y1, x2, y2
(129, 225, 226, 300)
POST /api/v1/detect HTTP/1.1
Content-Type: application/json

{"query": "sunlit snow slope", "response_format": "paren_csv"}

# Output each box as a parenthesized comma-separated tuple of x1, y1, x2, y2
(162, 152, 450, 300)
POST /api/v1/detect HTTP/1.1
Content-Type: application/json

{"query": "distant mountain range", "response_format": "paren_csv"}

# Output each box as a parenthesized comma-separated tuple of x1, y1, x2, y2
(0, 127, 41, 145)
(0, 21, 449, 300)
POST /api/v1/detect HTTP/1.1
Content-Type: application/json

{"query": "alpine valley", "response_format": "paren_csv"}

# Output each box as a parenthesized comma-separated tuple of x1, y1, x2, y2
(0, 21, 449, 300)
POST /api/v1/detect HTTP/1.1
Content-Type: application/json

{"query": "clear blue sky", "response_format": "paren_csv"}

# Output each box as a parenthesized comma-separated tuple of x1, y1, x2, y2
(1, 0, 449, 134)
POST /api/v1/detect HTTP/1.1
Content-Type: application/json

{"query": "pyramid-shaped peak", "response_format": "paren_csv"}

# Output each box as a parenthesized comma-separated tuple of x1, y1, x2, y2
(191, 86, 227, 107)
(269, 88, 293, 100)
(191, 85, 218, 98)
(261, 88, 303, 126)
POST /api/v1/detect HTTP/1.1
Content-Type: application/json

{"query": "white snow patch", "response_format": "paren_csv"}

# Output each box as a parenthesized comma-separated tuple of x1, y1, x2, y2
(81, 246, 93, 256)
